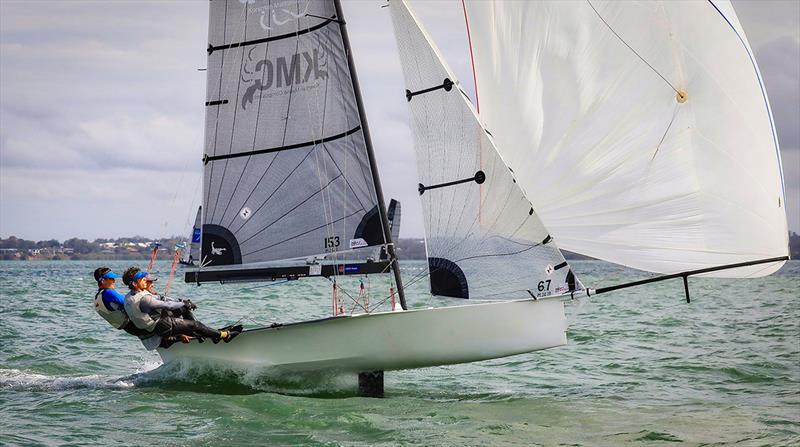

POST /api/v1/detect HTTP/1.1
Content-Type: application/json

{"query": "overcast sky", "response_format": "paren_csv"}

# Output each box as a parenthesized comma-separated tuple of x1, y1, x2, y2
(1, 0, 798, 241)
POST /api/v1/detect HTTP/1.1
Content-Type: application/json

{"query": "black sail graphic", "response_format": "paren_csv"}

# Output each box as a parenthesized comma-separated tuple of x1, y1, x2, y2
(199, 0, 385, 274)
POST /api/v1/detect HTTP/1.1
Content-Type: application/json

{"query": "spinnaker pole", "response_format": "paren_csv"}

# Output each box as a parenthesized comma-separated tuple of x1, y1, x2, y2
(590, 256, 789, 302)
(334, 0, 407, 310)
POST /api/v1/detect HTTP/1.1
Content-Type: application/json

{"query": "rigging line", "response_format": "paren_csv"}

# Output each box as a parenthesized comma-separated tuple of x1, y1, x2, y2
(325, 24, 347, 278)
(317, 19, 348, 260)
(306, 22, 337, 274)
(315, 132, 371, 213)
(325, 18, 376, 224)
(454, 242, 539, 264)
(461, 0, 479, 112)
(238, 173, 344, 245)
(741, 262, 778, 279)
(326, 276, 360, 310)
(218, 6, 275, 226)
(337, 23, 386, 244)
(507, 209, 534, 241)
(294, 14, 334, 276)
(363, 263, 399, 313)
(651, 102, 680, 161)
(330, 15, 382, 268)
(242, 209, 362, 256)
(585, 0, 681, 96)
(188, 176, 202, 225)
(483, 233, 539, 249)
(211, 6, 251, 224)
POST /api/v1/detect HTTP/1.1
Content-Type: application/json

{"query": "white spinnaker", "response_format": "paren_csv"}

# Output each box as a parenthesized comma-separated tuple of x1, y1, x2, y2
(390, 0, 582, 299)
(463, 0, 788, 277)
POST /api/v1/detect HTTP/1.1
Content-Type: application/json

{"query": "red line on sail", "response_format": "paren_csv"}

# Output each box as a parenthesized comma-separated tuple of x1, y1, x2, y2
(461, 0, 479, 113)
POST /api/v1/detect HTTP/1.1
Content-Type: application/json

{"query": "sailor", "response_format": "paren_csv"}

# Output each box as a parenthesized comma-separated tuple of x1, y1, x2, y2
(92, 267, 151, 337)
(143, 273, 197, 322)
(122, 267, 240, 349)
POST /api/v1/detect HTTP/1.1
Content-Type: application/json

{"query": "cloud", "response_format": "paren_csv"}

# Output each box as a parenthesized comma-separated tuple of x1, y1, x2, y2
(732, 0, 800, 48)
(754, 37, 800, 153)
(0, 0, 797, 243)
(0, 104, 202, 172)
(0, 167, 202, 241)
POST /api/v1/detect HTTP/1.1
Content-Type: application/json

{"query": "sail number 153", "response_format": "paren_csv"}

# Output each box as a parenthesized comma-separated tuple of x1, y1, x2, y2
(324, 236, 340, 249)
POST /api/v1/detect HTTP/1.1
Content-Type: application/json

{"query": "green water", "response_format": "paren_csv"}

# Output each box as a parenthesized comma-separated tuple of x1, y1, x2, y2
(1, 260, 798, 446)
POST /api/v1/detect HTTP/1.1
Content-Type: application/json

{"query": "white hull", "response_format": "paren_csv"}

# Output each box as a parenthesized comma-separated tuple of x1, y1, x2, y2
(157, 299, 567, 373)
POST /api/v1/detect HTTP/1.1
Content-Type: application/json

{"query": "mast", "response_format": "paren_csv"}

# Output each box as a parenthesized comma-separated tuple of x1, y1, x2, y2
(334, 0, 407, 310)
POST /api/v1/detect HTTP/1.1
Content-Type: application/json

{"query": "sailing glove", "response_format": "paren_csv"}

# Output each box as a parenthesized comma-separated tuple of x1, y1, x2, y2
(182, 299, 197, 311)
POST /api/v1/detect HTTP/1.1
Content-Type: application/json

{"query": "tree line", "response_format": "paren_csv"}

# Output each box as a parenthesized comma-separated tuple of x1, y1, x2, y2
(0, 236, 188, 261)
(2, 233, 798, 261)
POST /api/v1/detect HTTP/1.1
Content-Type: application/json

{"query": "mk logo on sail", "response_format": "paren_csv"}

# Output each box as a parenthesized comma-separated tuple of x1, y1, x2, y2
(241, 49, 328, 110)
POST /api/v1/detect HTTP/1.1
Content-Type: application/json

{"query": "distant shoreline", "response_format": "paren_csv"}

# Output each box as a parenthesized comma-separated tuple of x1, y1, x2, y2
(2, 233, 798, 261)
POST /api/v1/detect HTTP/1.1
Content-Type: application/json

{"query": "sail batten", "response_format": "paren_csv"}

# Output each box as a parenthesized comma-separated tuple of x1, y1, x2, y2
(390, 0, 583, 300)
(204, 126, 362, 162)
(196, 0, 387, 279)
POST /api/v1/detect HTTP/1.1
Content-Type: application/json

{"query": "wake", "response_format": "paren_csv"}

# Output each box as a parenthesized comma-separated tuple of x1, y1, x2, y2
(1, 361, 358, 397)
(0, 362, 160, 392)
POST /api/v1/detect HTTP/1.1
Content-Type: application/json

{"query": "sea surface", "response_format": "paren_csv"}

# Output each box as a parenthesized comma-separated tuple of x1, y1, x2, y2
(1, 260, 798, 446)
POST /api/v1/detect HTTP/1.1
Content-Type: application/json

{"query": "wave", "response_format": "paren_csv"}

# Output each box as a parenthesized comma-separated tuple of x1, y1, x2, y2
(1, 358, 359, 397)
(0, 361, 161, 392)
(136, 359, 359, 397)
(0, 368, 136, 392)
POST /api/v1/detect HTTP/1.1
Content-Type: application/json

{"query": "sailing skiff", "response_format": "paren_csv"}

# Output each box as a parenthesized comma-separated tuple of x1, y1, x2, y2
(155, 0, 789, 392)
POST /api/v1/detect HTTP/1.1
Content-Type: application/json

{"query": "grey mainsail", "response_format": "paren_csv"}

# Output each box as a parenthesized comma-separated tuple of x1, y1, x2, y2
(196, 0, 389, 280)
(390, 0, 583, 299)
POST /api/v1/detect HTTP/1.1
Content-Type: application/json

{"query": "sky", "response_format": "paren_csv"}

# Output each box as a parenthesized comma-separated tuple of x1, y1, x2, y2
(0, 0, 798, 242)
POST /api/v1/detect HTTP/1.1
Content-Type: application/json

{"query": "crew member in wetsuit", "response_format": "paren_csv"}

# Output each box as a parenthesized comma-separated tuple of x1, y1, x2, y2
(92, 267, 151, 337)
(122, 267, 240, 349)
